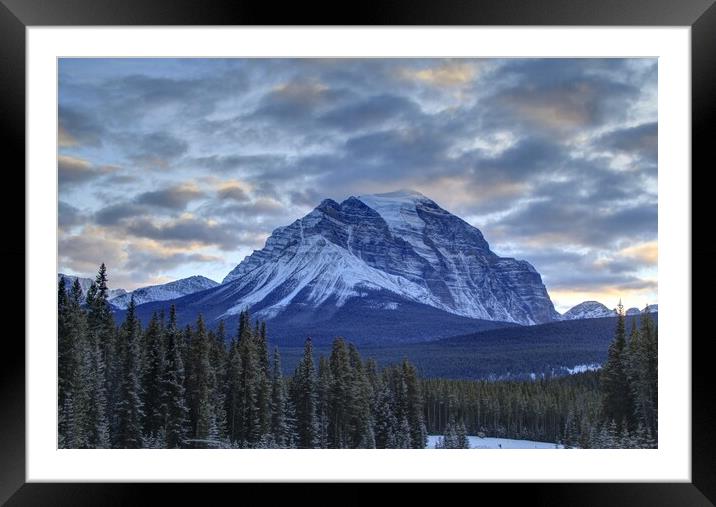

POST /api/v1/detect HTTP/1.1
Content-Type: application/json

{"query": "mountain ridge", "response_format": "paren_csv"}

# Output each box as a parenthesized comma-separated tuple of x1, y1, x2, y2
(219, 190, 558, 326)
(109, 275, 219, 309)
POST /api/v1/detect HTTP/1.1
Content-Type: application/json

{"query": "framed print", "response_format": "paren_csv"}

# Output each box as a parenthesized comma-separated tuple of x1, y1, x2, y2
(2, 0, 713, 503)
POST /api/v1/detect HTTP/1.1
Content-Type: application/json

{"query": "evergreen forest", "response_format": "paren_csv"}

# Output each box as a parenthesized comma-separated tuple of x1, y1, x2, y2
(58, 265, 658, 449)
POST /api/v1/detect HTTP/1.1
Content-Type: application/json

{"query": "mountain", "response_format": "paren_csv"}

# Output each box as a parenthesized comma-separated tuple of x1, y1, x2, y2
(58, 273, 127, 301)
(130, 189, 559, 344)
(109, 275, 219, 309)
(561, 301, 616, 320)
(278, 312, 658, 380)
(563, 301, 659, 320)
(220, 190, 558, 325)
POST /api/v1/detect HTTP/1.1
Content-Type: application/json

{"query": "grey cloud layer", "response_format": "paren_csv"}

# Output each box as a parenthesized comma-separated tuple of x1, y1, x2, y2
(58, 58, 657, 297)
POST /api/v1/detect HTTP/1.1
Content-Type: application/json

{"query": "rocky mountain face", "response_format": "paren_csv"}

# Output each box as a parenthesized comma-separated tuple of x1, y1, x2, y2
(219, 189, 558, 325)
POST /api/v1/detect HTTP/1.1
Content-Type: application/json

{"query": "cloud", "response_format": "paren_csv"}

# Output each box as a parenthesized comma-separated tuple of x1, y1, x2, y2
(496, 81, 631, 132)
(597, 122, 657, 162)
(318, 94, 420, 132)
(216, 180, 251, 202)
(58, 227, 128, 275)
(58, 227, 227, 290)
(493, 199, 657, 248)
(119, 131, 189, 168)
(222, 198, 285, 218)
(57, 58, 658, 302)
(126, 246, 221, 273)
(125, 216, 245, 250)
(137, 183, 204, 209)
(251, 80, 348, 123)
(68, 64, 251, 125)
(399, 61, 481, 87)
(58, 201, 86, 228)
(289, 188, 322, 208)
(186, 154, 287, 174)
(58, 106, 105, 147)
(94, 202, 147, 226)
(619, 241, 658, 264)
(488, 59, 640, 134)
(58, 155, 116, 187)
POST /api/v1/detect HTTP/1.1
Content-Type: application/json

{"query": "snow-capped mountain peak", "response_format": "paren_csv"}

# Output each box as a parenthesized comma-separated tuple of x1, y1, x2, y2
(562, 301, 658, 320)
(561, 301, 616, 320)
(109, 275, 219, 309)
(220, 190, 558, 325)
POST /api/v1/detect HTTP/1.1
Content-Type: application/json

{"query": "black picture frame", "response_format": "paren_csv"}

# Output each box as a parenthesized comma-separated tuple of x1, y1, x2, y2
(2, 0, 712, 503)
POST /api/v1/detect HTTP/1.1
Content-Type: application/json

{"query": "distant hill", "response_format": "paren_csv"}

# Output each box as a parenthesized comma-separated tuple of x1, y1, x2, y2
(276, 312, 657, 380)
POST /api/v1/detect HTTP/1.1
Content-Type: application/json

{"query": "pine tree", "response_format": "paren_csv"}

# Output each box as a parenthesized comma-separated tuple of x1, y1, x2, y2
(456, 420, 470, 448)
(85, 264, 119, 448)
(159, 305, 190, 448)
(327, 338, 352, 448)
(85, 264, 116, 447)
(292, 337, 318, 448)
(440, 420, 456, 448)
(563, 410, 579, 449)
(208, 325, 228, 441)
(114, 296, 145, 448)
(58, 277, 70, 418)
(316, 356, 332, 449)
(283, 397, 299, 449)
(236, 312, 261, 446)
(601, 301, 634, 428)
(58, 277, 72, 444)
(395, 415, 412, 448)
(606, 419, 619, 448)
(142, 312, 165, 437)
(372, 376, 399, 448)
(188, 315, 220, 444)
(62, 278, 92, 448)
(255, 321, 272, 439)
(639, 307, 658, 435)
(385, 363, 412, 448)
(225, 334, 242, 443)
(270, 347, 296, 447)
(347, 344, 375, 448)
(402, 359, 427, 448)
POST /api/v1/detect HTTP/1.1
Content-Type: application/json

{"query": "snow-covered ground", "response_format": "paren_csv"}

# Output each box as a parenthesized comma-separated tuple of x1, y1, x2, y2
(427, 435, 562, 449)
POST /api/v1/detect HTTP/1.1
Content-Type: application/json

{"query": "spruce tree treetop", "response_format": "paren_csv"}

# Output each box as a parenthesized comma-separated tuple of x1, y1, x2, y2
(70, 278, 83, 305)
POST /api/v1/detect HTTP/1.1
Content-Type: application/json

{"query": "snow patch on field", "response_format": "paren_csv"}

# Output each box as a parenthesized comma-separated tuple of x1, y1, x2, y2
(565, 363, 601, 374)
(427, 435, 562, 449)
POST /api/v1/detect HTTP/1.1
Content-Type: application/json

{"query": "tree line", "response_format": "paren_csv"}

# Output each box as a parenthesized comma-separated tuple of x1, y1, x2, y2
(58, 265, 427, 449)
(421, 302, 658, 449)
(58, 265, 657, 449)
(594, 301, 658, 448)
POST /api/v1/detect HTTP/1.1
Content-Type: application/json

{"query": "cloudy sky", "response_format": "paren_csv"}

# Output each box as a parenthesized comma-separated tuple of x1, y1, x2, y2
(58, 58, 657, 313)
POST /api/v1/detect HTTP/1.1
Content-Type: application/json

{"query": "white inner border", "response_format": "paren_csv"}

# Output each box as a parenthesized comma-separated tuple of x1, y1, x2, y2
(27, 27, 691, 482)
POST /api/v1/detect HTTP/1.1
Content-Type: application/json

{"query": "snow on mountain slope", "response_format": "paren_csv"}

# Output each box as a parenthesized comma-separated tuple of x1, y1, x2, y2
(562, 301, 658, 320)
(58, 273, 127, 301)
(109, 275, 219, 309)
(561, 301, 616, 320)
(220, 190, 558, 325)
